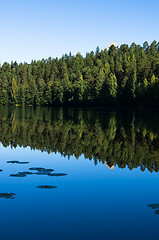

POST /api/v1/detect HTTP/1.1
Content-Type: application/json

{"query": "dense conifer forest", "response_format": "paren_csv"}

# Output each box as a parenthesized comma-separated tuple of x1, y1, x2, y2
(0, 41, 159, 106)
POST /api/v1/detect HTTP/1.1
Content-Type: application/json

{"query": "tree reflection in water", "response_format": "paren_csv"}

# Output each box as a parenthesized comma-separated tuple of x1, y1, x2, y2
(0, 106, 159, 173)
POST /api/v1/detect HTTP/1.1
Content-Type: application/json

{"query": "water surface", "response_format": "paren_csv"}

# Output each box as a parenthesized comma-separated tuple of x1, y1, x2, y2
(0, 106, 159, 240)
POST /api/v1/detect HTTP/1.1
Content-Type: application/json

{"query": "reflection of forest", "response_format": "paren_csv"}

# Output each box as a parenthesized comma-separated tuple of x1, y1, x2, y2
(0, 106, 159, 173)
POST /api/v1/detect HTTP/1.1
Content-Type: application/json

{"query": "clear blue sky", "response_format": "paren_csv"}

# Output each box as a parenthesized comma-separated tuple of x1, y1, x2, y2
(0, 0, 158, 64)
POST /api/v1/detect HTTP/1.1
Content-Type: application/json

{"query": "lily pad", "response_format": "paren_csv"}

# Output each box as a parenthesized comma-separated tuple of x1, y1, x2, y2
(7, 161, 20, 164)
(18, 162, 29, 164)
(21, 171, 34, 175)
(37, 169, 54, 173)
(48, 173, 67, 177)
(155, 210, 159, 215)
(10, 172, 27, 177)
(147, 204, 159, 209)
(36, 185, 57, 189)
(7, 161, 29, 164)
(29, 167, 45, 171)
(23, 171, 34, 175)
(34, 172, 49, 175)
(0, 193, 16, 199)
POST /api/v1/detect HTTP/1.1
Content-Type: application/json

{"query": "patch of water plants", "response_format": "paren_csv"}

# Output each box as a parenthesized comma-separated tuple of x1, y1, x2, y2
(7, 161, 29, 164)
(36, 185, 57, 189)
(10, 167, 67, 177)
(148, 204, 159, 215)
(0, 193, 16, 199)
(0, 165, 67, 199)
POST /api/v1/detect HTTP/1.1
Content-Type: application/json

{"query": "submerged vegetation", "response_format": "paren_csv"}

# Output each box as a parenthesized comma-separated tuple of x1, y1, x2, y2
(0, 41, 159, 107)
(0, 106, 159, 172)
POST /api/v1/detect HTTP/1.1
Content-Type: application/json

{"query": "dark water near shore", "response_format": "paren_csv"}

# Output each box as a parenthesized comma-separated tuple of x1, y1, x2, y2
(0, 106, 159, 240)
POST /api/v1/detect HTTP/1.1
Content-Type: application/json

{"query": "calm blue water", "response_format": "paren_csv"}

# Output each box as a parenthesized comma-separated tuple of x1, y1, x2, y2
(0, 107, 159, 240)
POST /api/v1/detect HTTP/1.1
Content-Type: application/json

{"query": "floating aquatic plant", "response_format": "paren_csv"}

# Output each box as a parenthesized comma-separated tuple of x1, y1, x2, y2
(10, 167, 67, 178)
(29, 167, 45, 171)
(36, 185, 57, 189)
(48, 173, 67, 177)
(18, 162, 29, 164)
(147, 204, 159, 209)
(7, 161, 20, 164)
(34, 172, 50, 175)
(37, 169, 54, 173)
(148, 204, 159, 215)
(0, 193, 16, 199)
(22, 171, 34, 175)
(10, 172, 27, 177)
(7, 161, 29, 164)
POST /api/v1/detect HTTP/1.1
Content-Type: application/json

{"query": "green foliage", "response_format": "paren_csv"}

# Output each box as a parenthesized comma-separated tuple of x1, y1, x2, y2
(0, 106, 159, 173)
(11, 77, 18, 103)
(0, 40, 159, 106)
(107, 73, 118, 98)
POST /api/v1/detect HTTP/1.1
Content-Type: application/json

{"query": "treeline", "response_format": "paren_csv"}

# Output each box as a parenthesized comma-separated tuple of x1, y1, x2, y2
(0, 41, 159, 106)
(1, 106, 159, 172)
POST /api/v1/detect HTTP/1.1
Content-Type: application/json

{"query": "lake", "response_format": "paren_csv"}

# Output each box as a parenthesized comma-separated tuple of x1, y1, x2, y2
(0, 106, 159, 240)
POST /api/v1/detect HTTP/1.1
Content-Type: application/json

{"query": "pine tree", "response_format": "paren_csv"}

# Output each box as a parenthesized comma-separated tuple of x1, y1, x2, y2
(107, 73, 118, 99)
(11, 77, 18, 103)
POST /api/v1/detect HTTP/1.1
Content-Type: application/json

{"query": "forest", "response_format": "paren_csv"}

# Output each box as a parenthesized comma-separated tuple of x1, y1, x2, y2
(0, 41, 159, 107)
(0, 106, 159, 173)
